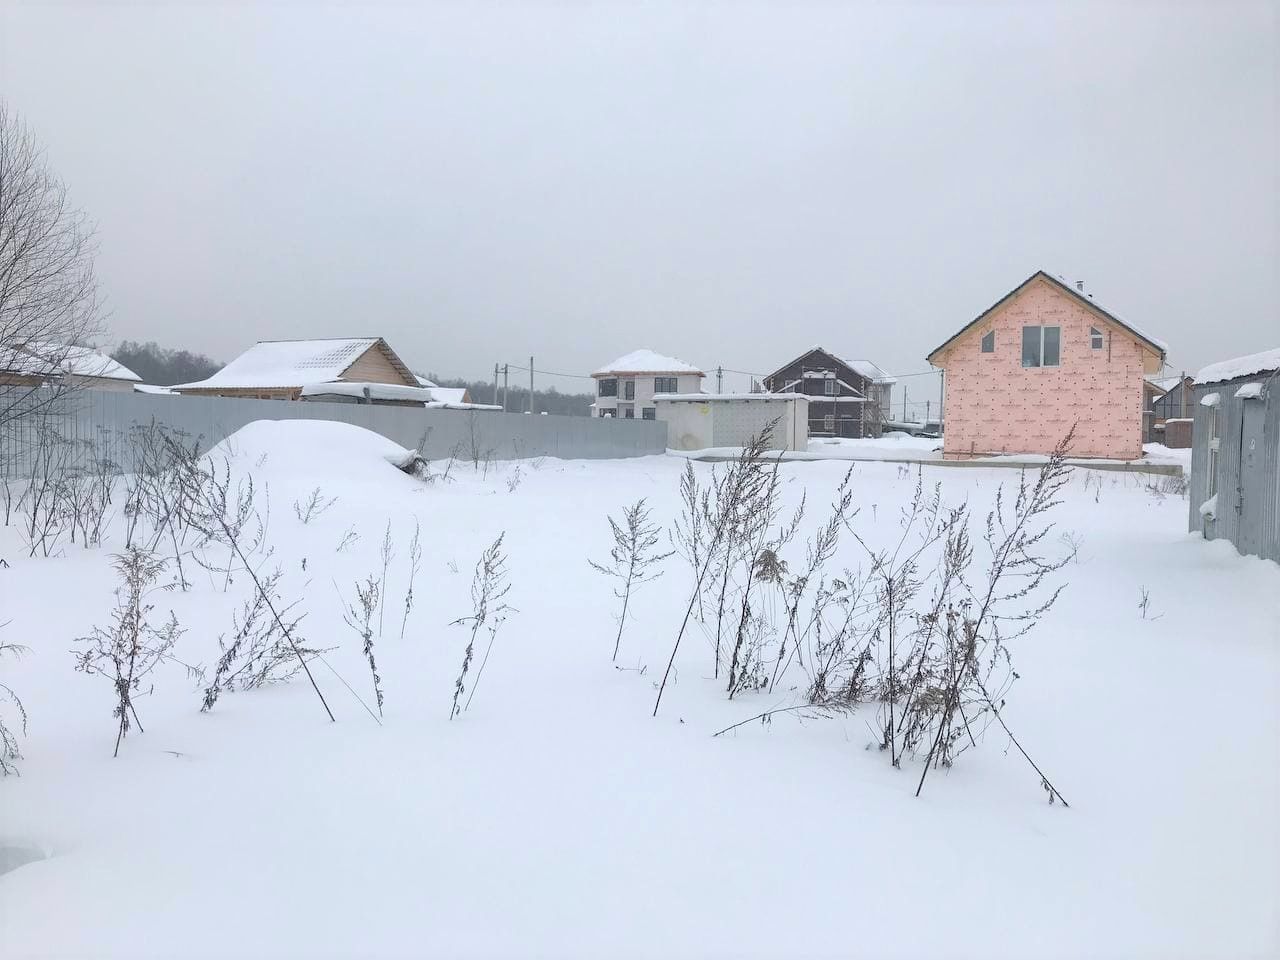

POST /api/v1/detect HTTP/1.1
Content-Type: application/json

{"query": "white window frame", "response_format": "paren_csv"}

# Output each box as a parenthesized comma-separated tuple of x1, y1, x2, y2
(1021, 325, 1061, 368)
(822, 413, 835, 431)
(823, 377, 836, 395)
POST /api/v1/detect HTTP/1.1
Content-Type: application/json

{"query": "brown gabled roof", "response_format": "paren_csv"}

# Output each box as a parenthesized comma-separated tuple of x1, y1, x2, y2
(926, 271, 1168, 364)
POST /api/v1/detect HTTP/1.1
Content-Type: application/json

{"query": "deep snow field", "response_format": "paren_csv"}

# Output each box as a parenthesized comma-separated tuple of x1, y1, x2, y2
(1, 420, 1278, 960)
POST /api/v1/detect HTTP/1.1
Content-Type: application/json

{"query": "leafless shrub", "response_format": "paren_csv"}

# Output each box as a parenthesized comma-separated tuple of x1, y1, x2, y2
(293, 487, 337, 525)
(166, 437, 335, 721)
(336, 526, 359, 553)
(590, 499, 673, 661)
(377, 520, 395, 638)
(450, 532, 512, 718)
(400, 519, 422, 639)
(200, 568, 325, 711)
(654, 424, 778, 716)
(1138, 586, 1161, 620)
(341, 576, 384, 717)
(0, 632, 28, 775)
(73, 548, 189, 756)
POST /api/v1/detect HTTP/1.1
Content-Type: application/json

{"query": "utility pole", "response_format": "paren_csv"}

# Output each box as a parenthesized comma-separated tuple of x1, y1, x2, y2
(1180, 369, 1186, 419)
(529, 355, 534, 415)
(902, 387, 908, 422)
(502, 364, 509, 412)
(492, 364, 499, 407)
(925, 399, 931, 425)
(717, 365, 723, 394)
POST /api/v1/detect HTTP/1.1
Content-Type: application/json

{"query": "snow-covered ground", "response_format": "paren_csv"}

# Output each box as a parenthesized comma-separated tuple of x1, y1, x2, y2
(2, 420, 1277, 959)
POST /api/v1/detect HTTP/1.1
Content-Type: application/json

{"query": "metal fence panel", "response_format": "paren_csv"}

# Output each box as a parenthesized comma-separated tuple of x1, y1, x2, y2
(0, 387, 668, 479)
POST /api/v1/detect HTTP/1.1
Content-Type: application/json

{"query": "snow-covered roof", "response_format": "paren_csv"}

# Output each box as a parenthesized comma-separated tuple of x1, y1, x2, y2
(1145, 374, 1186, 393)
(928, 271, 1168, 361)
(134, 383, 175, 395)
(763, 347, 895, 385)
(1194, 347, 1280, 385)
(300, 382, 436, 404)
(0, 342, 141, 382)
(415, 375, 438, 388)
(427, 386, 468, 405)
(593, 350, 705, 377)
(174, 338, 396, 390)
(834, 356, 896, 385)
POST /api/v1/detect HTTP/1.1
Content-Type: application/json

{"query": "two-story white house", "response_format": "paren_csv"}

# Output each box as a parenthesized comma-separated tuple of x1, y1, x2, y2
(591, 350, 706, 420)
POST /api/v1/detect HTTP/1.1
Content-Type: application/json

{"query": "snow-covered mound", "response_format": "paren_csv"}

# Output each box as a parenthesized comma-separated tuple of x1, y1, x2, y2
(206, 419, 419, 482)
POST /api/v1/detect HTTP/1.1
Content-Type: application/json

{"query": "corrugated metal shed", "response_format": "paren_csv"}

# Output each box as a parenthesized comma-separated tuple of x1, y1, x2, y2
(1188, 359, 1280, 563)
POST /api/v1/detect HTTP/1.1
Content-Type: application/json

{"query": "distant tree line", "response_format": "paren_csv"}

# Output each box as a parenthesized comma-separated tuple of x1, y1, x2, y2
(111, 341, 222, 386)
(425, 375, 594, 417)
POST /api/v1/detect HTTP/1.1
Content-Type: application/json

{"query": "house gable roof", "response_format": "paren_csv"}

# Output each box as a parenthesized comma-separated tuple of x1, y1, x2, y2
(0, 342, 141, 382)
(592, 349, 705, 377)
(764, 347, 895, 387)
(174, 337, 416, 390)
(926, 271, 1168, 365)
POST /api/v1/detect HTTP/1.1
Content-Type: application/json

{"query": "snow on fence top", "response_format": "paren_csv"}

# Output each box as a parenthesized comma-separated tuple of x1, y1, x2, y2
(593, 350, 705, 377)
(1195, 346, 1280, 385)
(175, 338, 381, 390)
(1235, 383, 1264, 400)
(1200, 393, 1220, 407)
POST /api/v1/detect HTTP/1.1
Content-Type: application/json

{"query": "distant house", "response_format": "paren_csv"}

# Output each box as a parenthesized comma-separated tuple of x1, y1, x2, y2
(927, 271, 1166, 460)
(762, 347, 895, 439)
(414, 376, 473, 405)
(173, 338, 419, 401)
(1188, 347, 1279, 563)
(0, 342, 141, 393)
(1146, 374, 1196, 445)
(591, 350, 705, 420)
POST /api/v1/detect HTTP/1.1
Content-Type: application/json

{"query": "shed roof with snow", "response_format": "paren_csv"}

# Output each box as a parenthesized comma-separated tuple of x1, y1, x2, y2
(1194, 347, 1280, 385)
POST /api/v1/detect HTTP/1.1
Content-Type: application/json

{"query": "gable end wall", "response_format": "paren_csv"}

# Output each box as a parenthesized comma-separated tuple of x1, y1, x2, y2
(937, 280, 1146, 459)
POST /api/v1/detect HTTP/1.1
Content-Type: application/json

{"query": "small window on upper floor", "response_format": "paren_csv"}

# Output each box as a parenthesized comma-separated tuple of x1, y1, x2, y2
(824, 378, 836, 395)
(1090, 326, 1104, 350)
(980, 330, 995, 353)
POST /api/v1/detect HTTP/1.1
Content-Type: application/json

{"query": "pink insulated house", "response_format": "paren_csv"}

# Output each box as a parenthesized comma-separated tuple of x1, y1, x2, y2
(928, 271, 1167, 460)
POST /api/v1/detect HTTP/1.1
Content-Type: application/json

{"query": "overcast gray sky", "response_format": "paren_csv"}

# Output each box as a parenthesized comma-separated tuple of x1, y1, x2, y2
(2, 1, 1276, 401)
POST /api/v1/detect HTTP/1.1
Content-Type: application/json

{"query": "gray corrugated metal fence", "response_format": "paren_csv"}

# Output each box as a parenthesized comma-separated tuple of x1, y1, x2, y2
(1187, 375, 1279, 563)
(0, 387, 667, 479)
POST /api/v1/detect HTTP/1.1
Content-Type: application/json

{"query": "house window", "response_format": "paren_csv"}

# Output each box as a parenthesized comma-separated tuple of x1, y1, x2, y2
(654, 376, 677, 394)
(1021, 325, 1061, 368)
(824, 378, 836, 395)
(642, 407, 656, 420)
(623, 379, 635, 400)
(981, 330, 995, 353)
(1090, 326, 1104, 350)
(598, 378, 617, 398)
(823, 414, 835, 431)
(623, 407, 635, 419)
